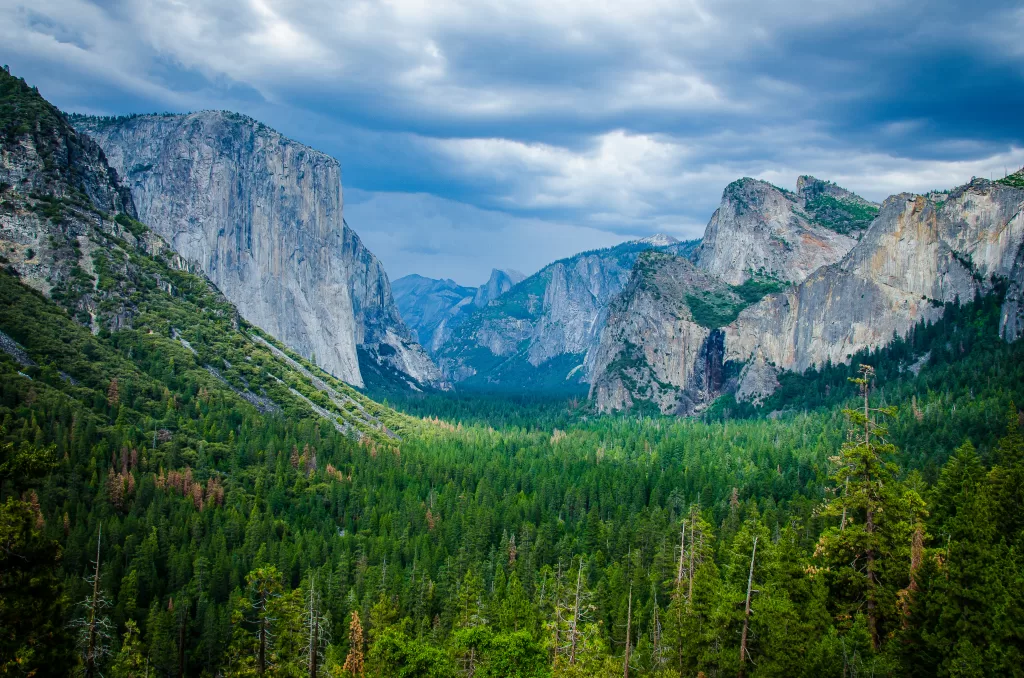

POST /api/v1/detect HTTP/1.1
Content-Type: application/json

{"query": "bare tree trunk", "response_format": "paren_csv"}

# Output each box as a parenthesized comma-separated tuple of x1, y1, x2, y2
(739, 536, 758, 676)
(866, 503, 878, 650)
(861, 369, 880, 651)
(676, 522, 686, 587)
(840, 476, 849, 531)
(85, 527, 102, 678)
(258, 590, 268, 676)
(569, 559, 584, 665)
(687, 516, 695, 604)
(623, 585, 632, 678)
(308, 576, 319, 678)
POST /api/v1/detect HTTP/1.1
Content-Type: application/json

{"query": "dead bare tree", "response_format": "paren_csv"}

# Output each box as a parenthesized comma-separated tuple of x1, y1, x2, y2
(302, 574, 331, 678)
(72, 527, 113, 678)
(739, 536, 759, 676)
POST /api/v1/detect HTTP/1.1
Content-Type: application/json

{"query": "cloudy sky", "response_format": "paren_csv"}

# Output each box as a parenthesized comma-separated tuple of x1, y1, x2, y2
(3, 0, 1023, 284)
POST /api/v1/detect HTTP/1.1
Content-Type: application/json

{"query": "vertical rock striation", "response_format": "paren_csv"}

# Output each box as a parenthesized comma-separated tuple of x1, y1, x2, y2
(589, 176, 895, 412)
(693, 177, 866, 285)
(392, 268, 524, 354)
(588, 252, 736, 414)
(73, 112, 443, 389)
(726, 177, 1024, 398)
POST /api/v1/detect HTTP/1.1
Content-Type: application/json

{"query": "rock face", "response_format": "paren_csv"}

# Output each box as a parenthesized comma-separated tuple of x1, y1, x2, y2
(726, 178, 1024, 395)
(392, 268, 524, 354)
(340, 221, 447, 388)
(473, 268, 525, 309)
(590, 172, 1024, 413)
(590, 176, 881, 413)
(392, 275, 477, 350)
(589, 252, 736, 414)
(693, 177, 868, 285)
(73, 112, 442, 389)
(0, 68, 150, 328)
(434, 236, 698, 390)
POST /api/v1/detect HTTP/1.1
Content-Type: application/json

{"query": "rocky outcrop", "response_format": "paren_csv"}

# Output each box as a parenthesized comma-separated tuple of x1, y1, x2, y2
(585, 174, 1024, 414)
(339, 221, 446, 387)
(589, 252, 736, 413)
(392, 275, 477, 350)
(726, 178, 1024, 397)
(435, 236, 698, 389)
(73, 111, 442, 389)
(693, 178, 867, 285)
(474, 268, 525, 308)
(0, 68, 157, 327)
(591, 175, 1023, 413)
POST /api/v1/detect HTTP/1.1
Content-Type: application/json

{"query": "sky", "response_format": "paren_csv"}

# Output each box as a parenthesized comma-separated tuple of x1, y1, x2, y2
(2, 0, 1023, 285)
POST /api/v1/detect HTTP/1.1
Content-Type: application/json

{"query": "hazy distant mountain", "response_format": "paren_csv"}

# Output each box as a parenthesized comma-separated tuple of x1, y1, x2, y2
(432, 236, 698, 392)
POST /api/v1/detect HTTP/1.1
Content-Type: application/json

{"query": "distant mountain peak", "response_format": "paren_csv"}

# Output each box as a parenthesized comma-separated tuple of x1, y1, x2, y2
(634, 234, 680, 247)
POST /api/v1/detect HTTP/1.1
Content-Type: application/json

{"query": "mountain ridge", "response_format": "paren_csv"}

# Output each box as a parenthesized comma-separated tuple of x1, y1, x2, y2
(431, 236, 700, 390)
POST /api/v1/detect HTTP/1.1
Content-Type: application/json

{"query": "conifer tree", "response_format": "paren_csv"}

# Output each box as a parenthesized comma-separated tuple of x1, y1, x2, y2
(342, 611, 365, 677)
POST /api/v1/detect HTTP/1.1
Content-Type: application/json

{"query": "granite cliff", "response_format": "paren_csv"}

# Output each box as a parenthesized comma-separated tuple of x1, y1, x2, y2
(590, 173, 1024, 413)
(591, 176, 873, 412)
(433, 236, 698, 391)
(72, 111, 442, 389)
(693, 177, 873, 285)
(726, 176, 1024, 401)
(589, 252, 736, 413)
(0, 67, 413, 440)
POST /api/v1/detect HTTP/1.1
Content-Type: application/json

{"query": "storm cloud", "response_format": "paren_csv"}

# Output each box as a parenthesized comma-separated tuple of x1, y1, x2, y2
(3, 0, 1021, 284)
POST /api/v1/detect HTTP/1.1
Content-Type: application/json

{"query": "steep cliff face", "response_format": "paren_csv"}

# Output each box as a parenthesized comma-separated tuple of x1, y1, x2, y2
(392, 275, 477, 349)
(726, 177, 1024, 397)
(693, 177, 867, 285)
(589, 252, 734, 414)
(72, 111, 442, 389)
(0, 67, 166, 330)
(588, 175, 887, 413)
(1, 68, 416, 444)
(434, 237, 698, 390)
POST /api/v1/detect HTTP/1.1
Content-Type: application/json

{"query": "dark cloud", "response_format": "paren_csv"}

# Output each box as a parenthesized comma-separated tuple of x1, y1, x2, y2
(1, 0, 1021, 281)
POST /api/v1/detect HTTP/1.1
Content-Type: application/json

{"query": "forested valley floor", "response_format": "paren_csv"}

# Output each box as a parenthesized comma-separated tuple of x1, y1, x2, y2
(3, 255, 1024, 676)
(2, 65, 1024, 678)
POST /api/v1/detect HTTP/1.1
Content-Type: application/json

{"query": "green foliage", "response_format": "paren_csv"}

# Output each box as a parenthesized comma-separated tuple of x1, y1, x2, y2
(4, 65, 1024, 678)
(995, 168, 1024, 189)
(0, 68, 65, 141)
(804, 194, 879, 234)
(685, 275, 785, 328)
(0, 440, 72, 675)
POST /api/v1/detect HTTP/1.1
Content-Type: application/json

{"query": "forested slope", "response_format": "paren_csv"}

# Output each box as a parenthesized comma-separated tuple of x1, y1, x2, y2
(2, 67, 1024, 678)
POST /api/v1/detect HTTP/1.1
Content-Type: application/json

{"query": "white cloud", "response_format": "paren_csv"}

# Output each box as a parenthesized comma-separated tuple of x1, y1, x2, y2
(1, 0, 1021, 284)
(343, 188, 626, 285)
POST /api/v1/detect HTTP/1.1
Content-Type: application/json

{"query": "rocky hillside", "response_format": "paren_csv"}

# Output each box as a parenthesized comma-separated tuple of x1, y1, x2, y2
(0, 67, 416, 441)
(591, 171, 1024, 413)
(433, 236, 698, 391)
(71, 111, 442, 390)
(392, 268, 524, 353)
(589, 252, 741, 414)
(693, 177, 873, 285)
(1, 65, 143, 328)
(591, 175, 875, 413)
(727, 175, 1024, 402)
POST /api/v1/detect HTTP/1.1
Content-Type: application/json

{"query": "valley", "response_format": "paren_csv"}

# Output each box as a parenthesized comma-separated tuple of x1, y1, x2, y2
(2, 59, 1024, 678)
